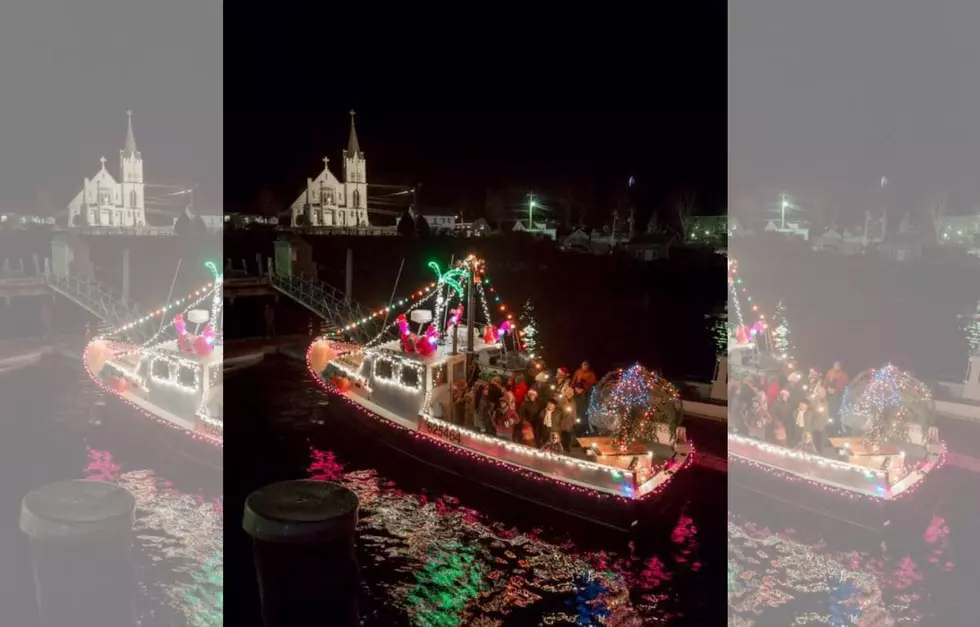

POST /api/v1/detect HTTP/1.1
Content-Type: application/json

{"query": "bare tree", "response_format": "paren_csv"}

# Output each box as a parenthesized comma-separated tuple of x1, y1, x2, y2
(672, 192, 697, 240)
(927, 191, 948, 241)
(484, 188, 506, 230)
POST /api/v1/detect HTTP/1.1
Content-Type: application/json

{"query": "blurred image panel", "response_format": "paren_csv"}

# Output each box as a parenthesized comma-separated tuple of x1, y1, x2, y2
(729, 1, 980, 625)
(0, 1, 222, 626)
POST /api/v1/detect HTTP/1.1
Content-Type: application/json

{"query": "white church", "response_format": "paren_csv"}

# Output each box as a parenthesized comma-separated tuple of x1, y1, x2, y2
(289, 111, 370, 228)
(67, 111, 147, 228)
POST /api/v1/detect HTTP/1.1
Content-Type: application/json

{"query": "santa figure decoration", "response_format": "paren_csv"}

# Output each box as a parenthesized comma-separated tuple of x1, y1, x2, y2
(484, 324, 497, 344)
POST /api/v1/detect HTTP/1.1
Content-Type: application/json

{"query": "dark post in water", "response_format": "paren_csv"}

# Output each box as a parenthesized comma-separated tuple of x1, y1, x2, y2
(19, 480, 138, 627)
(243, 480, 360, 627)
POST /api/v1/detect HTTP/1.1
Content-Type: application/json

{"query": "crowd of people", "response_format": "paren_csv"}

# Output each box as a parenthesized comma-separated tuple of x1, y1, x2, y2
(730, 360, 850, 456)
(445, 360, 598, 455)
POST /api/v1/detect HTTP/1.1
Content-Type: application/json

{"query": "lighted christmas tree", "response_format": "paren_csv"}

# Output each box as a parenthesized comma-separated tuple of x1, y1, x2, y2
(518, 298, 541, 358)
(770, 299, 793, 358)
(587, 363, 681, 451)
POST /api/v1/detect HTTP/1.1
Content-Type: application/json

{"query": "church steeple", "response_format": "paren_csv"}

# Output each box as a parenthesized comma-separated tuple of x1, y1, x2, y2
(346, 109, 362, 158)
(123, 109, 138, 157)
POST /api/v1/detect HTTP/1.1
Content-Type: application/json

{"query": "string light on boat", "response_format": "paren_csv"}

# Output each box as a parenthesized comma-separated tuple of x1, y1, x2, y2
(331, 282, 439, 336)
(101, 282, 215, 338)
(371, 352, 425, 393)
(307, 348, 696, 502)
(81, 341, 222, 447)
(147, 354, 203, 394)
(729, 433, 885, 477)
(729, 437, 946, 502)
(727, 257, 794, 360)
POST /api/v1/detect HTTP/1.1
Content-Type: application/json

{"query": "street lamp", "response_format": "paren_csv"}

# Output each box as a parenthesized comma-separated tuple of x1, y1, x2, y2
(528, 193, 536, 229)
(781, 197, 789, 229)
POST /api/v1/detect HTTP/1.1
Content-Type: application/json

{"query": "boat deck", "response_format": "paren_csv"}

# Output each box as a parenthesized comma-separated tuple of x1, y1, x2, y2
(729, 434, 941, 500)
(341, 385, 685, 500)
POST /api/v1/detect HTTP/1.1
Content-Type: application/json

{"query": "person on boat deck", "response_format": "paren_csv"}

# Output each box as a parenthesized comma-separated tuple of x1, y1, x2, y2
(539, 399, 560, 448)
(773, 418, 789, 447)
(475, 381, 493, 434)
(572, 361, 597, 393)
(513, 375, 529, 408)
(496, 396, 519, 438)
(809, 403, 831, 454)
(542, 431, 565, 455)
(797, 431, 819, 455)
(736, 377, 758, 434)
(559, 386, 578, 451)
(769, 389, 793, 444)
(748, 390, 771, 440)
(554, 367, 573, 399)
(764, 374, 780, 408)
(792, 401, 814, 447)
(824, 361, 849, 418)
(518, 388, 542, 439)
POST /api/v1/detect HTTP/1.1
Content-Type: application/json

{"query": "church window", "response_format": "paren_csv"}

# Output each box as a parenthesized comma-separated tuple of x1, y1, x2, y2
(130, 190, 137, 207)
(353, 190, 360, 208)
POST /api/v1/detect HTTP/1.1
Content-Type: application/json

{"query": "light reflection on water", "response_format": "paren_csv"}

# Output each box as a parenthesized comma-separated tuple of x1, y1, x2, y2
(727, 508, 959, 626)
(1, 361, 221, 627)
(85, 449, 223, 626)
(305, 448, 703, 626)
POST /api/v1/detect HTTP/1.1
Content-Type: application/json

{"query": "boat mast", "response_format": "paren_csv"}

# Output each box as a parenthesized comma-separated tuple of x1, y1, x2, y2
(465, 259, 476, 371)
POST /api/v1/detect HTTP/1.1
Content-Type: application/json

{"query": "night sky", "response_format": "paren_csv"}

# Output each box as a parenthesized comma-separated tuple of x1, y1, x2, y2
(225, 6, 727, 224)
(0, 0, 222, 213)
(731, 0, 980, 221)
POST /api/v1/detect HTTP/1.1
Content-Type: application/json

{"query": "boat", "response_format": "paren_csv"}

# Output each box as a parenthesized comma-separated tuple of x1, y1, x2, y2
(933, 304, 980, 421)
(726, 257, 945, 530)
(306, 256, 695, 532)
(82, 262, 224, 448)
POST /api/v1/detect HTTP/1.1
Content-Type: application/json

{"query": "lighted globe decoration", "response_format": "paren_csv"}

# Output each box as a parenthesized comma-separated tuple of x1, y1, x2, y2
(586, 363, 682, 452)
(839, 364, 935, 447)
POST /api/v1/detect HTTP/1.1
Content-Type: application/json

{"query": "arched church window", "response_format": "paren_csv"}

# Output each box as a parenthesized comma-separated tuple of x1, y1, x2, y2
(353, 190, 360, 208)
(130, 190, 137, 207)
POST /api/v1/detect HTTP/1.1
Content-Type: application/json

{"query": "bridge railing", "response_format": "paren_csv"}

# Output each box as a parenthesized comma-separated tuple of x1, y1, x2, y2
(267, 271, 376, 344)
(45, 273, 148, 343)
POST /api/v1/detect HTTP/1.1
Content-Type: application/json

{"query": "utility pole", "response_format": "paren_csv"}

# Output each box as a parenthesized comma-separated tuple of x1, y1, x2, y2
(527, 192, 535, 229)
(465, 264, 476, 374)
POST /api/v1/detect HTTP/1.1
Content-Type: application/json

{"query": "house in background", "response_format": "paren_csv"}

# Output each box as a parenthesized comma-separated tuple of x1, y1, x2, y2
(561, 228, 591, 252)
(936, 214, 980, 246)
(811, 229, 865, 254)
(512, 220, 557, 241)
(764, 220, 810, 240)
(414, 207, 458, 233)
(877, 232, 928, 262)
(625, 232, 677, 262)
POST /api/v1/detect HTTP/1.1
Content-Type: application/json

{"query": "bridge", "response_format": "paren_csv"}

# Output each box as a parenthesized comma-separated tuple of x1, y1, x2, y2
(223, 255, 376, 344)
(1, 255, 146, 342)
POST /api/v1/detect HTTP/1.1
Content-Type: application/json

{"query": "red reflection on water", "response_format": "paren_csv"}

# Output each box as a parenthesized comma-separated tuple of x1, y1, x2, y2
(307, 448, 346, 481)
(86, 447, 122, 481)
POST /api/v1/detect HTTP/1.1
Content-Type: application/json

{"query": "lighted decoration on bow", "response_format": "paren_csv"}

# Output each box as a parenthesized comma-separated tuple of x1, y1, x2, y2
(396, 314, 439, 356)
(483, 324, 497, 344)
(447, 304, 464, 328)
(194, 324, 216, 356)
(174, 314, 193, 353)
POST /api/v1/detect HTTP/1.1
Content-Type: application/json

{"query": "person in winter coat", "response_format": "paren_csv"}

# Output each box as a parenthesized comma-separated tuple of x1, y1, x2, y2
(572, 361, 597, 393)
(538, 399, 560, 447)
(542, 431, 565, 454)
(824, 361, 849, 420)
(559, 387, 578, 451)
(791, 401, 814, 447)
(769, 389, 793, 445)
(513, 376, 529, 408)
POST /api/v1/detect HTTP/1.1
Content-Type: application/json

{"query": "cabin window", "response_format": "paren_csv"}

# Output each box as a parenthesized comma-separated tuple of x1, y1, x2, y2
(431, 364, 447, 387)
(151, 359, 172, 381)
(452, 360, 465, 383)
(401, 365, 421, 389)
(177, 365, 197, 390)
(375, 359, 394, 381)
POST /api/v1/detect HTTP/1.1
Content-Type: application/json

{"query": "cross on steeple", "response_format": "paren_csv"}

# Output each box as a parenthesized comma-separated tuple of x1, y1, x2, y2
(323, 156, 330, 169)
(99, 156, 107, 169)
